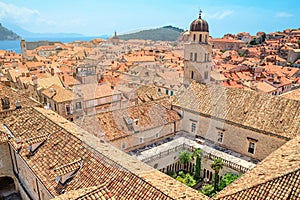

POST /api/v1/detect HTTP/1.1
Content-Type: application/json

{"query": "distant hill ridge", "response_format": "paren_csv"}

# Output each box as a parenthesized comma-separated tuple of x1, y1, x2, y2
(0, 23, 21, 40)
(119, 25, 185, 41)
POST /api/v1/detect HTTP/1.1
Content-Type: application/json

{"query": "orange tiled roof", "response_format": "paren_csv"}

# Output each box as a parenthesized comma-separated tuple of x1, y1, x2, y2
(0, 84, 39, 113)
(215, 133, 300, 200)
(174, 81, 300, 139)
(1, 107, 207, 199)
(96, 99, 180, 141)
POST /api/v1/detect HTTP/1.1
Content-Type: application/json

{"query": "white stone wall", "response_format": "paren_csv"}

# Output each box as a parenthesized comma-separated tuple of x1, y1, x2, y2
(179, 108, 287, 161)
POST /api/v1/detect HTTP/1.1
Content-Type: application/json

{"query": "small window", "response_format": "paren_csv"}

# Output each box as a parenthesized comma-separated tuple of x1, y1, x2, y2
(155, 133, 159, 138)
(191, 122, 196, 133)
(75, 102, 82, 110)
(194, 53, 197, 61)
(139, 137, 143, 143)
(54, 103, 57, 112)
(193, 34, 196, 41)
(199, 34, 202, 42)
(121, 142, 126, 150)
(170, 91, 174, 96)
(248, 142, 255, 154)
(66, 104, 71, 115)
(190, 52, 193, 61)
(191, 71, 194, 79)
(166, 89, 169, 95)
(204, 71, 209, 79)
(217, 132, 223, 143)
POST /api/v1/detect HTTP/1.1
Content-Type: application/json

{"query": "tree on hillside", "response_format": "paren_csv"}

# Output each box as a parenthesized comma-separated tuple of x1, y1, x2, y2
(211, 158, 224, 191)
(192, 148, 203, 180)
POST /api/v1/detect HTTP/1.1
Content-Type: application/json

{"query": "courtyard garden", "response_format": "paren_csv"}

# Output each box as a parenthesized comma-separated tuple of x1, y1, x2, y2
(165, 149, 241, 197)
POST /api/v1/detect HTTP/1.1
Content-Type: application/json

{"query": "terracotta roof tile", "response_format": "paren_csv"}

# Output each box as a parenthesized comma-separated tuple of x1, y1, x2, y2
(215, 134, 300, 200)
(1, 107, 206, 199)
(174, 82, 300, 139)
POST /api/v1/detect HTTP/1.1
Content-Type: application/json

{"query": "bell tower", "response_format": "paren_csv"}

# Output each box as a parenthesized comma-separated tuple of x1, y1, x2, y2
(184, 10, 212, 85)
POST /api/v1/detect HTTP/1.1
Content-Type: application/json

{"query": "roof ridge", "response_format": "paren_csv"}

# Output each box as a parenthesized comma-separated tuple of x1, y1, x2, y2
(216, 168, 300, 199)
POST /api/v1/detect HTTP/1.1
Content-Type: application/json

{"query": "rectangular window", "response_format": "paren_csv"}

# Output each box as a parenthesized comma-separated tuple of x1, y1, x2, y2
(75, 102, 82, 110)
(191, 122, 196, 134)
(194, 53, 197, 61)
(204, 71, 209, 79)
(155, 133, 159, 138)
(121, 142, 126, 150)
(217, 132, 223, 143)
(248, 142, 255, 154)
(190, 52, 193, 61)
(139, 137, 144, 143)
(66, 104, 71, 115)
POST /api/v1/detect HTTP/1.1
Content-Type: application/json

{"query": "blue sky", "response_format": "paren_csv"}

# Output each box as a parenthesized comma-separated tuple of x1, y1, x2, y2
(0, 0, 299, 37)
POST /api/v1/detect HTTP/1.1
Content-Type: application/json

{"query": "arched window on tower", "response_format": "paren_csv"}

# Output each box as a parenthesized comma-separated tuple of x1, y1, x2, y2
(193, 34, 196, 42)
(199, 34, 202, 43)
(205, 35, 208, 43)
(191, 71, 194, 79)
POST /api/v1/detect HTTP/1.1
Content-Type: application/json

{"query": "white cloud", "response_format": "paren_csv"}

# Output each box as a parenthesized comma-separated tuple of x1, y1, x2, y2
(206, 10, 234, 20)
(0, 1, 55, 27)
(276, 12, 293, 18)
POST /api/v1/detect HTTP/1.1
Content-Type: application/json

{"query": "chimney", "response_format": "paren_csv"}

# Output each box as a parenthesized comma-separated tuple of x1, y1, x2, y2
(15, 100, 22, 110)
(32, 75, 38, 86)
(49, 88, 56, 98)
(1, 96, 10, 110)
(51, 68, 55, 76)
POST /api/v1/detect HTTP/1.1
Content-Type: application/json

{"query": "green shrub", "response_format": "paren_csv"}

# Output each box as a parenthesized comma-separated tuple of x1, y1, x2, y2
(218, 173, 241, 190)
(200, 184, 216, 197)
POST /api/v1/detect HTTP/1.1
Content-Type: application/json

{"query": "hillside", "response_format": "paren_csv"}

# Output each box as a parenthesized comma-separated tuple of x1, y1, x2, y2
(119, 25, 184, 41)
(0, 23, 21, 40)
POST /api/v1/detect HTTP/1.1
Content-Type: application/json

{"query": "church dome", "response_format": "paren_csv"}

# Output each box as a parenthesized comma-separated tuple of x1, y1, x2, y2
(190, 11, 209, 32)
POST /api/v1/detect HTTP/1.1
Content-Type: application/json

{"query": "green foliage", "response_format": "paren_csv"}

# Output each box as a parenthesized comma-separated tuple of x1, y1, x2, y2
(119, 26, 184, 41)
(249, 38, 257, 45)
(178, 171, 186, 178)
(0, 23, 20, 40)
(261, 33, 266, 43)
(218, 173, 241, 190)
(175, 171, 197, 187)
(192, 148, 203, 180)
(211, 158, 224, 174)
(185, 173, 197, 187)
(179, 151, 191, 165)
(200, 184, 216, 197)
(238, 52, 244, 57)
(166, 171, 177, 179)
(220, 50, 226, 53)
(211, 158, 224, 191)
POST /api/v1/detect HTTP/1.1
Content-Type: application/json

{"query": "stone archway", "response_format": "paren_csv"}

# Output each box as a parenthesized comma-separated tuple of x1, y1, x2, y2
(0, 176, 20, 200)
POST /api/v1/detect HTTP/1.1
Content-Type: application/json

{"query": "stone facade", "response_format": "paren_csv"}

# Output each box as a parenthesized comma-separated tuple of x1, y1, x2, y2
(112, 122, 177, 151)
(175, 106, 287, 161)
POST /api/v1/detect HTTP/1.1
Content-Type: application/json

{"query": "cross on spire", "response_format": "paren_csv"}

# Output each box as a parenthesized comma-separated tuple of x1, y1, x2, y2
(199, 9, 202, 19)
